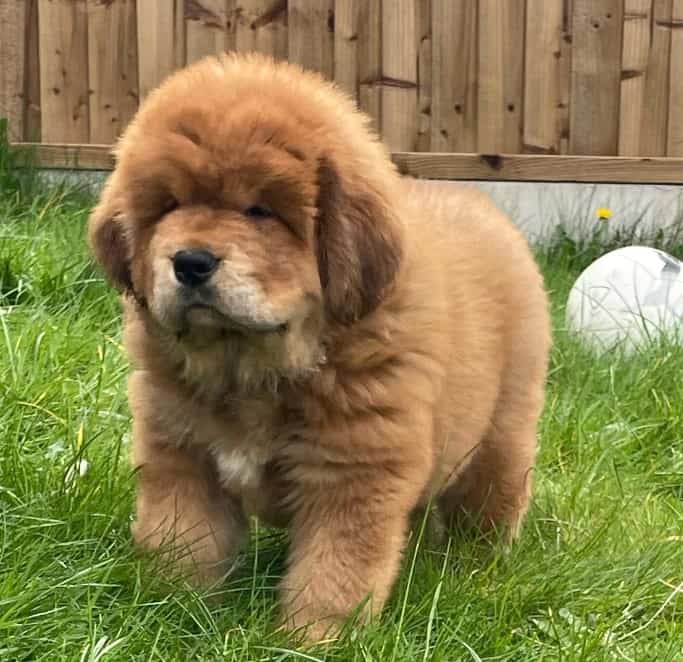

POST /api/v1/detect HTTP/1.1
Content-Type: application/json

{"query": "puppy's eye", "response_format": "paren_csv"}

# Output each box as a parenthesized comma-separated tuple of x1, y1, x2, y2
(163, 197, 179, 214)
(245, 205, 273, 219)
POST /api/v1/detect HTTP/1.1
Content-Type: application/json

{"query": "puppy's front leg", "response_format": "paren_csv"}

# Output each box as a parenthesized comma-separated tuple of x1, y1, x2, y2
(131, 423, 247, 586)
(281, 471, 420, 643)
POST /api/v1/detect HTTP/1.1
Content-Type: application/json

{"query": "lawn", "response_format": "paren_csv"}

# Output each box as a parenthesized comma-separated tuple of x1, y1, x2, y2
(1, 155, 682, 660)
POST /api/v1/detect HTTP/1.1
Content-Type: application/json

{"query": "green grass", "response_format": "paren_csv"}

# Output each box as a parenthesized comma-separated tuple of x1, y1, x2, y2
(1, 155, 682, 660)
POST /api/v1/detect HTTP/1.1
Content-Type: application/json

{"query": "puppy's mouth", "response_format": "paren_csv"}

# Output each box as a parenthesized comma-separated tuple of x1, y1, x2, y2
(181, 303, 288, 336)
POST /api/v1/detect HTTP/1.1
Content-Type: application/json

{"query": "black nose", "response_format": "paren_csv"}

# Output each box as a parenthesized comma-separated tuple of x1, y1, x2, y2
(173, 250, 218, 287)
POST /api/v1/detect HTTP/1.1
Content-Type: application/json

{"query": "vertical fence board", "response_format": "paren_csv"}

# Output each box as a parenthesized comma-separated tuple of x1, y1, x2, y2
(24, 0, 41, 141)
(667, 0, 683, 154)
(88, 0, 138, 144)
(136, 0, 184, 99)
(0, 0, 26, 140)
(416, 0, 431, 151)
(186, 0, 228, 64)
(619, 0, 652, 155)
(569, 0, 624, 155)
(334, 0, 358, 97)
(558, 0, 573, 153)
(288, 0, 334, 77)
(380, 0, 417, 151)
(503, 0, 526, 153)
(232, 0, 287, 60)
(478, 0, 504, 151)
(38, 0, 89, 142)
(478, 0, 525, 152)
(431, 0, 477, 152)
(357, 0, 381, 129)
(641, 0, 672, 155)
(523, 0, 563, 153)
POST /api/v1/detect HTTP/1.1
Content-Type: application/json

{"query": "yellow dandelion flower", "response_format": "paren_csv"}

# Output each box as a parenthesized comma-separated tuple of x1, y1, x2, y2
(596, 207, 612, 220)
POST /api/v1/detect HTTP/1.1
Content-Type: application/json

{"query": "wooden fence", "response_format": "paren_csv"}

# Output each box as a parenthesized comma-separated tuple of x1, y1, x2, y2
(2, 0, 683, 182)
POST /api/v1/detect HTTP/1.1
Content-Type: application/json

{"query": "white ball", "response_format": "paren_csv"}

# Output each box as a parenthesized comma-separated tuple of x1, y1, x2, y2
(566, 246, 683, 353)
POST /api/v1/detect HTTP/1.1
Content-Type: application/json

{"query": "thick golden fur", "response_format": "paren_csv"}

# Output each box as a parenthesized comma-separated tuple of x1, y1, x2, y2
(89, 53, 551, 642)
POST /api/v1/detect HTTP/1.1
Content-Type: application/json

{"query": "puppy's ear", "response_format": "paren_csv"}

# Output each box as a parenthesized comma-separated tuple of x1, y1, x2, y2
(88, 175, 132, 293)
(315, 155, 403, 325)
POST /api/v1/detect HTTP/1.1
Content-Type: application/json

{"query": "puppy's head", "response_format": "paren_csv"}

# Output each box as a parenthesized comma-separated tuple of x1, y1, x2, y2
(89, 54, 402, 377)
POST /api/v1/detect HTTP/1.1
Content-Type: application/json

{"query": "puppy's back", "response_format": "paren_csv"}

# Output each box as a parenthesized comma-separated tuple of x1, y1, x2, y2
(398, 179, 550, 495)
(401, 179, 547, 320)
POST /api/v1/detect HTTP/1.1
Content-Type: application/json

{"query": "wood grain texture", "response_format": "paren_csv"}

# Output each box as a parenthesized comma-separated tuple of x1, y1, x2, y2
(503, 0, 526, 153)
(431, 0, 477, 152)
(641, 0, 672, 155)
(357, 0, 381, 130)
(88, 0, 139, 143)
(380, 0, 418, 151)
(478, 0, 525, 152)
(416, 0, 431, 152)
(38, 0, 89, 142)
(619, 0, 652, 155)
(288, 0, 334, 77)
(14, 0, 683, 161)
(0, 0, 27, 140)
(569, 0, 624, 155)
(477, 0, 504, 152)
(523, 0, 563, 154)
(232, 0, 287, 60)
(15, 142, 683, 184)
(558, 0, 573, 153)
(186, 0, 228, 63)
(392, 151, 683, 184)
(667, 0, 683, 154)
(334, 0, 358, 97)
(136, 0, 184, 99)
(12, 142, 115, 169)
(24, 0, 41, 141)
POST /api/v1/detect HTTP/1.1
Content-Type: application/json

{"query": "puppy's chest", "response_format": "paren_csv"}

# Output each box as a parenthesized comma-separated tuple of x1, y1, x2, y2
(212, 443, 269, 494)
(199, 398, 299, 494)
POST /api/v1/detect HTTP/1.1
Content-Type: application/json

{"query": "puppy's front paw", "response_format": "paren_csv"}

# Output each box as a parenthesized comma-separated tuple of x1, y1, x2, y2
(280, 599, 345, 647)
(132, 514, 240, 588)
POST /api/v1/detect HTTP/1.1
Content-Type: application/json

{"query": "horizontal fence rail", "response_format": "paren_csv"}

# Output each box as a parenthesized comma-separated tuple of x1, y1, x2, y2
(10, 143, 683, 184)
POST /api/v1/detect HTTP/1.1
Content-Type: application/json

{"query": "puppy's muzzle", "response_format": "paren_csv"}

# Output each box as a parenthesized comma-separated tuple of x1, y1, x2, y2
(171, 249, 289, 335)
(173, 249, 219, 288)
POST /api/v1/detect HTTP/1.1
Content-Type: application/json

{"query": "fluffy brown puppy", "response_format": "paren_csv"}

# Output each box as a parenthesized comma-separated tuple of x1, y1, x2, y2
(89, 53, 551, 642)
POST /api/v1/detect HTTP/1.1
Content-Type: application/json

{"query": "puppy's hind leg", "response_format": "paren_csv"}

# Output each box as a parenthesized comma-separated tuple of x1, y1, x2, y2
(439, 382, 544, 542)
